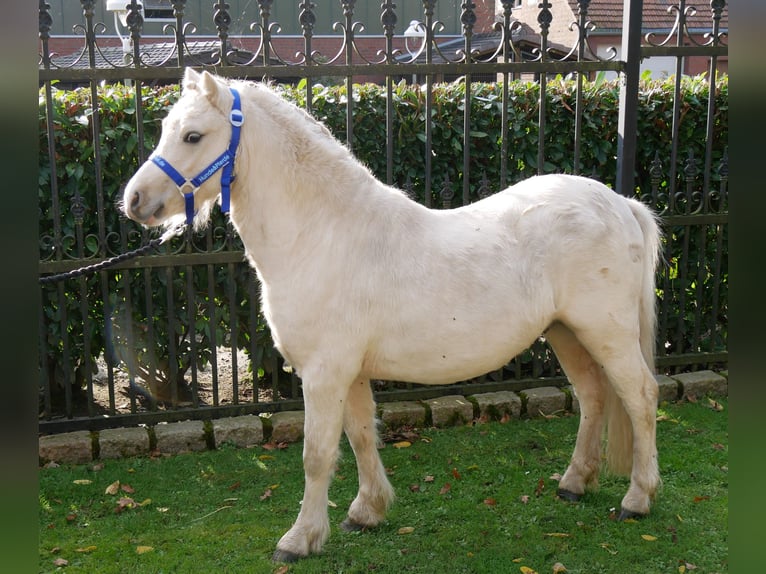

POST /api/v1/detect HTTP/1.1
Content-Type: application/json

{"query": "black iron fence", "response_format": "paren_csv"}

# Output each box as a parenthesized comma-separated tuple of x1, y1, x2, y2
(38, 0, 728, 433)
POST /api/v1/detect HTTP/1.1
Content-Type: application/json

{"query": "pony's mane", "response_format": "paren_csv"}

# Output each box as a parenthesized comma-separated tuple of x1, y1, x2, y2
(238, 80, 354, 163)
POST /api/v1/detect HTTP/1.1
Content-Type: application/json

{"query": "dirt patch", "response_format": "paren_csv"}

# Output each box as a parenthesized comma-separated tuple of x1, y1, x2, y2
(49, 348, 283, 419)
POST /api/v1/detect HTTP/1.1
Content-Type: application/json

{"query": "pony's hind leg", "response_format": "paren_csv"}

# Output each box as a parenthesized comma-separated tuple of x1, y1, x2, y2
(545, 322, 607, 501)
(569, 326, 660, 519)
(272, 366, 352, 563)
(340, 379, 395, 531)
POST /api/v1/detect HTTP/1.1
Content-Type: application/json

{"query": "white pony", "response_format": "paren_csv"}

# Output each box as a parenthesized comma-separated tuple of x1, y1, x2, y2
(124, 68, 661, 562)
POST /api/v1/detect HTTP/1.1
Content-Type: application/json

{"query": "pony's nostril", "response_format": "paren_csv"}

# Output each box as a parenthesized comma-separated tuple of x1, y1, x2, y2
(130, 190, 141, 209)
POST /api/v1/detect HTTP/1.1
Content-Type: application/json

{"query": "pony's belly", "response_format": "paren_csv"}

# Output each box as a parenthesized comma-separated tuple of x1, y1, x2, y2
(365, 336, 531, 386)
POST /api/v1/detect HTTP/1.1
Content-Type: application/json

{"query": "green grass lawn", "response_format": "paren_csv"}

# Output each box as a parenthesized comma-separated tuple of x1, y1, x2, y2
(39, 398, 727, 573)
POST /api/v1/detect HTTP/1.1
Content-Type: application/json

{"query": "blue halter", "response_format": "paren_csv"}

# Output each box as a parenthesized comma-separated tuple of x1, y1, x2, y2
(150, 88, 244, 224)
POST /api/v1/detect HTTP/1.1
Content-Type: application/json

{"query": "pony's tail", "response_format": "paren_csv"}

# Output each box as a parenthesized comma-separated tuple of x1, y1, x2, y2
(605, 200, 662, 476)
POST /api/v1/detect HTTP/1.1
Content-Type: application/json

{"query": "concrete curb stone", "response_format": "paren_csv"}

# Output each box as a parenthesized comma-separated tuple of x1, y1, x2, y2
(270, 411, 305, 443)
(672, 370, 728, 398)
(213, 415, 264, 448)
(656, 375, 681, 403)
(470, 391, 521, 420)
(39, 430, 92, 464)
(99, 427, 150, 459)
(424, 395, 474, 427)
(379, 400, 426, 429)
(154, 420, 207, 455)
(521, 386, 566, 418)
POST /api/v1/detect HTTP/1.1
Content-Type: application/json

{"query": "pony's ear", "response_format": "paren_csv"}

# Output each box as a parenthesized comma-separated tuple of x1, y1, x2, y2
(198, 70, 232, 112)
(182, 67, 201, 91)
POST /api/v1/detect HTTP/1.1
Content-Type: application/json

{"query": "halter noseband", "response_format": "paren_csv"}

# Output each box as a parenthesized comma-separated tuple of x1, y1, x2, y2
(150, 87, 244, 224)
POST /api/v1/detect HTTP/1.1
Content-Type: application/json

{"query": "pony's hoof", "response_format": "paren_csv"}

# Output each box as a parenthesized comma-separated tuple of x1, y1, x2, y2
(556, 488, 583, 502)
(340, 518, 368, 532)
(272, 549, 303, 563)
(617, 507, 648, 521)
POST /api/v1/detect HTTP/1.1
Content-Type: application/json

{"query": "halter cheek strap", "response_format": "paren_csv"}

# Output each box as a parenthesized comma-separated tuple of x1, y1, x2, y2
(150, 87, 243, 225)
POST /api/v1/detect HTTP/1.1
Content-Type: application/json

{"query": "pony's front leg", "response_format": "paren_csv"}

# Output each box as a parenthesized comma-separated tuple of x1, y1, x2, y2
(341, 379, 394, 531)
(272, 370, 351, 563)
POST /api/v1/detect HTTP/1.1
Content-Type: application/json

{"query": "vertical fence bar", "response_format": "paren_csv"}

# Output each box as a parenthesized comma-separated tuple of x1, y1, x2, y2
(702, 0, 725, 197)
(38, 0, 59, 416)
(381, 0, 396, 186)
(205, 234, 220, 407)
(461, 1, 474, 205)
(343, 0, 356, 151)
(615, 0, 642, 195)
(536, 0, 551, 175)
(422, 0, 435, 207)
(666, 1, 687, 201)
(299, 0, 316, 114)
(498, 0, 514, 189)
(572, 0, 590, 175)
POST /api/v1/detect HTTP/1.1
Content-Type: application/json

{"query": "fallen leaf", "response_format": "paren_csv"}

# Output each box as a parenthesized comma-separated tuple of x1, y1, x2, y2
(500, 412, 511, 424)
(73, 479, 92, 485)
(600, 542, 618, 555)
(258, 454, 275, 460)
(520, 566, 538, 574)
(534, 478, 545, 497)
(452, 468, 462, 480)
(483, 498, 496, 506)
(115, 497, 136, 513)
(409, 484, 421, 493)
(553, 563, 567, 573)
(439, 483, 451, 495)
(512, 557, 523, 563)
(75, 545, 97, 553)
(44, 461, 60, 469)
(707, 398, 724, 411)
(641, 534, 657, 541)
(544, 532, 570, 538)
(549, 472, 562, 482)
(138, 498, 152, 507)
(90, 463, 104, 471)
(424, 475, 435, 483)
(393, 441, 411, 449)
(120, 483, 135, 494)
(136, 545, 153, 554)
(53, 558, 68, 567)
(228, 481, 241, 491)
(260, 488, 273, 501)
(520, 495, 530, 504)
(65, 513, 77, 522)
(105, 480, 120, 495)
(711, 443, 725, 451)
(398, 526, 415, 534)
(693, 496, 710, 503)
(274, 565, 290, 574)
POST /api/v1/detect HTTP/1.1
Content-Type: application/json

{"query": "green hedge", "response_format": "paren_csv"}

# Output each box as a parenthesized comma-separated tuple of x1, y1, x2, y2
(38, 75, 728, 404)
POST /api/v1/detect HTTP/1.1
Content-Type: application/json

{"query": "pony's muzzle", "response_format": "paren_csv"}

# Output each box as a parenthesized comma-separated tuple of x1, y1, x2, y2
(123, 186, 164, 226)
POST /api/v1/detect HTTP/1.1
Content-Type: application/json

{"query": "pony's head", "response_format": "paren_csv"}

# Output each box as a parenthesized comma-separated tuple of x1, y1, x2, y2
(123, 68, 239, 230)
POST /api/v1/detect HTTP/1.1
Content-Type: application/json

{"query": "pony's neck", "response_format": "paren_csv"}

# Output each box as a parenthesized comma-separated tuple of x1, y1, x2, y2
(227, 83, 380, 279)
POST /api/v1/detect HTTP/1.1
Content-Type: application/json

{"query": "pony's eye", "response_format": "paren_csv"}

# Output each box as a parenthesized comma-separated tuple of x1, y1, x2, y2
(183, 132, 202, 144)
